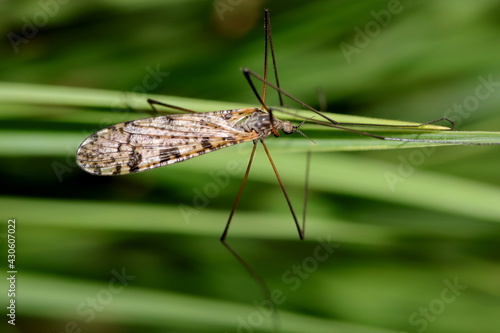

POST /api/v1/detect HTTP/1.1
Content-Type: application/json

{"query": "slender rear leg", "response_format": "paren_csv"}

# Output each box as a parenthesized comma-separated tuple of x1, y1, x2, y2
(147, 98, 199, 114)
(242, 68, 455, 130)
(219, 141, 281, 328)
(221, 142, 258, 242)
(260, 140, 305, 239)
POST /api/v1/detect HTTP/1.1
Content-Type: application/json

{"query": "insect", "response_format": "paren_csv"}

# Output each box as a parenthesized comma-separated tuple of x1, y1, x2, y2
(76, 107, 297, 177)
(76, 9, 457, 315)
(76, 101, 308, 238)
(76, 9, 320, 244)
(77, 5, 459, 246)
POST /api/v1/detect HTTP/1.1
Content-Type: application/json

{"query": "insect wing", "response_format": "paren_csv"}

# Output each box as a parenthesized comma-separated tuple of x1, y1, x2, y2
(77, 108, 260, 175)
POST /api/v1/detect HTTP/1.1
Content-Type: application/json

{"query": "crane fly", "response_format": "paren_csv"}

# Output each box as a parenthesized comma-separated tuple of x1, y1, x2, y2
(76, 9, 317, 245)
(76, 102, 308, 240)
(76, 9, 457, 326)
(76, 4, 457, 238)
(76, 107, 298, 177)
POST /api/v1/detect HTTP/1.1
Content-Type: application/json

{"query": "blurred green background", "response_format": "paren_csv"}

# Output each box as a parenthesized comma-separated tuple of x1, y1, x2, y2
(1, 0, 500, 332)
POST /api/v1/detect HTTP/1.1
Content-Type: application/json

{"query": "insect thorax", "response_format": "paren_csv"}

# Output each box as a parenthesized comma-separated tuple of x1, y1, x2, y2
(237, 109, 296, 137)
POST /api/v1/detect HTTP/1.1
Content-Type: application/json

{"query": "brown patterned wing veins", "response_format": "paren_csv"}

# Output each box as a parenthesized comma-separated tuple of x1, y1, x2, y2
(76, 109, 260, 176)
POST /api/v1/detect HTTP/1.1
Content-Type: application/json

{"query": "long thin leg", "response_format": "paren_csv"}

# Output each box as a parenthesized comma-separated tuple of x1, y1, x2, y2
(265, 9, 284, 108)
(221, 142, 258, 241)
(220, 241, 280, 330)
(261, 9, 269, 106)
(220, 141, 281, 330)
(224, 10, 305, 240)
(242, 67, 337, 125)
(418, 117, 455, 129)
(261, 9, 281, 137)
(220, 11, 302, 331)
(247, 12, 310, 240)
(242, 68, 455, 130)
(302, 151, 311, 237)
(242, 68, 465, 144)
(260, 140, 304, 240)
(242, 69, 389, 140)
(147, 98, 199, 114)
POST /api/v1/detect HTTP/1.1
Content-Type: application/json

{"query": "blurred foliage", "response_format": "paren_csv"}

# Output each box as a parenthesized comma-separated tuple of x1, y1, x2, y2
(1, 0, 500, 332)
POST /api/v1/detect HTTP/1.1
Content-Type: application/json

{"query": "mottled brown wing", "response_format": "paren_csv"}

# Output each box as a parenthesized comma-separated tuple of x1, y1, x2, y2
(76, 108, 260, 175)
